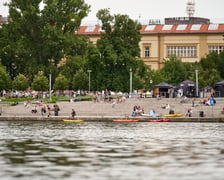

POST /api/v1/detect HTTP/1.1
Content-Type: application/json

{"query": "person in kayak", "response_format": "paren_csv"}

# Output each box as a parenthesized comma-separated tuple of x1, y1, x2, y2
(71, 109, 76, 119)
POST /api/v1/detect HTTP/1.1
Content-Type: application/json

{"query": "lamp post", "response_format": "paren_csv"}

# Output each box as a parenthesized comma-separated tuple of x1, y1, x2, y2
(195, 70, 199, 97)
(49, 74, 52, 102)
(130, 68, 132, 97)
(87, 70, 92, 93)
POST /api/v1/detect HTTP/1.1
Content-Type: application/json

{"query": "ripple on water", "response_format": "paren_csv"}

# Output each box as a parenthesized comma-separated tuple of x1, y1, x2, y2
(0, 121, 224, 180)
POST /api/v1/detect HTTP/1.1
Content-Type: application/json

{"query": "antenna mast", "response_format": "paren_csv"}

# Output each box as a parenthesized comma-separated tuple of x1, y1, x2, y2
(186, 0, 195, 17)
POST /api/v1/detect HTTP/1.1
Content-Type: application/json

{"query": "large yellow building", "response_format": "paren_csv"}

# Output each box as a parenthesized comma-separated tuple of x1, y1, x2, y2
(76, 23, 224, 70)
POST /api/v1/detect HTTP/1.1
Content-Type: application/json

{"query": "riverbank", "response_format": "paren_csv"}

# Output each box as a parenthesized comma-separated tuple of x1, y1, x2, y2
(1, 97, 224, 122)
(1, 115, 224, 122)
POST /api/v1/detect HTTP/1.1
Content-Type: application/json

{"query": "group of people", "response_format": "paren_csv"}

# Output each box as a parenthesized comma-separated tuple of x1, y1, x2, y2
(40, 104, 60, 117)
(25, 103, 60, 117)
(199, 97, 216, 106)
(132, 105, 144, 116)
(23, 99, 79, 119)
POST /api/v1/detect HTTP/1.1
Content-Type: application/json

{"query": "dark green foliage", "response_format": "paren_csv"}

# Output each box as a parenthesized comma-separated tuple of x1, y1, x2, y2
(160, 56, 187, 85)
(72, 69, 88, 90)
(0, 0, 90, 82)
(0, 65, 12, 91)
(89, 9, 145, 91)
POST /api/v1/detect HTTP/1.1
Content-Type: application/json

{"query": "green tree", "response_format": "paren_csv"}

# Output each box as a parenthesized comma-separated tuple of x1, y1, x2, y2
(217, 51, 224, 78)
(93, 9, 144, 91)
(59, 56, 85, 89)
(72, 69, 88, 90)
(200, 51, 224, 81)
(32, 71, 48, 91)
(54, 73, 69, 91)
(0, 64, 11, 91)
(160, 56, 187, 84)
(0, 0, 90, 80)
(199, 69, 221, 87)
(12, 74, 29, 91)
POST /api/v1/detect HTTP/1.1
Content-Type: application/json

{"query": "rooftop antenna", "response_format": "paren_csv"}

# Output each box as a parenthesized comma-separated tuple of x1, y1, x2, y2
(138, 14, 141, 23)
(186, 0, 195, 17)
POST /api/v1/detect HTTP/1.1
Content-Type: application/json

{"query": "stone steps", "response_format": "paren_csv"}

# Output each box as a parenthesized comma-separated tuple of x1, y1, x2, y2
(1, 97, 224, 118)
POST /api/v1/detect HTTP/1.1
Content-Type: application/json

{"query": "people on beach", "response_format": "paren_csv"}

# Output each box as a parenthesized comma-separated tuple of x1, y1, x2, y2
(132, 105, 144, 116)
(180, 96, 188, 103)
(31, 105, 37, 113)
(112, 101, 116, 108)
(41, 106, 46, 116)
(53, 104, 60, 116)
(186, 109, 193, 117)
(221, 107, 224, 114)
(71, 109, 76, 119)
(47, 105, 51, 117)
(161, 103, 170, 109)
(150, 109, 157, 118)
(191, 98, 195, 107)
(169, 109, 175, 114)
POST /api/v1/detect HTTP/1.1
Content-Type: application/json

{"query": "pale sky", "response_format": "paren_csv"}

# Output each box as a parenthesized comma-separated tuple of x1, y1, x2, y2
(1, 0, 224, 24)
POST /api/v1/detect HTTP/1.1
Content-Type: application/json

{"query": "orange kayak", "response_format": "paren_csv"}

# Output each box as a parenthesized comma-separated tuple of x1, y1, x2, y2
(150, 119, 170, 122)
(113, 119, 139, 122)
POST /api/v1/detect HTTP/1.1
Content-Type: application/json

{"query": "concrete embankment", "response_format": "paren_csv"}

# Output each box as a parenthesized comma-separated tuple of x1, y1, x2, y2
(0, 97, 224, 122)
(0, 116, 224, 123)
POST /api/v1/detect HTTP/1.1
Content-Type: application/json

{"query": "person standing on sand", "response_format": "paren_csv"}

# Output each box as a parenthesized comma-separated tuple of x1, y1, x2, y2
(41, 106, 46, 116)
(53, 104, 60, 116)
(47, 105, 51, 117)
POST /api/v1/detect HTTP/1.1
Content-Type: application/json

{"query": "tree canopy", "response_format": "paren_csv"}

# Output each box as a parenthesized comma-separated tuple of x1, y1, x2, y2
(0, 0, 90, 81)
(85, 8, 147, 92)
(0, 2, 224, 93)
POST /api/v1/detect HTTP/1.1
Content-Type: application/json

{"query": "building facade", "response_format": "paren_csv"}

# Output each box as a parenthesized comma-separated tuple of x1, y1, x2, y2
(77, 23, 224, 70)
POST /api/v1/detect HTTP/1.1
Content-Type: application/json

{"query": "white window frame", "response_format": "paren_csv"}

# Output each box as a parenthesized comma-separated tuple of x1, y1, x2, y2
(208, 46, 224, 54)
(167, 46, 197, 58)
(144, 47, 150, 58)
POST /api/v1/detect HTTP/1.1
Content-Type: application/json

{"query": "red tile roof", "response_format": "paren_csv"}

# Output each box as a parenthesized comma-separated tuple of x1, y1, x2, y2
(75, 24, 224, 35)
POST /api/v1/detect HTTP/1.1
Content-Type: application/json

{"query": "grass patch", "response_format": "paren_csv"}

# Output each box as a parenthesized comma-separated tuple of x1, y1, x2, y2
(1, 95, 94, 104)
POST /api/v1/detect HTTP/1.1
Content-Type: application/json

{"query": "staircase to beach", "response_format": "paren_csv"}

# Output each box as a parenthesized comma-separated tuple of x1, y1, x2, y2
(60, 97, 224, 118)
(1, 97, 224, 118)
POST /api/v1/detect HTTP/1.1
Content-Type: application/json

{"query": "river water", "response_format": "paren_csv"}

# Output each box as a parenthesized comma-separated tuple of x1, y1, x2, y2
(0, 121, 223, 180)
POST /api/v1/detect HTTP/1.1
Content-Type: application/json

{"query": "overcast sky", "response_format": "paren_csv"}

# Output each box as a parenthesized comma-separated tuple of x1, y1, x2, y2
(1, 0, 224, 24)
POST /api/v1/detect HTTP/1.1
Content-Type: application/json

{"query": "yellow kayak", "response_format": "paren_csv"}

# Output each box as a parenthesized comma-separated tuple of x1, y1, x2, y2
(63, 119, 84, 122)
(163, 114, 184, 117)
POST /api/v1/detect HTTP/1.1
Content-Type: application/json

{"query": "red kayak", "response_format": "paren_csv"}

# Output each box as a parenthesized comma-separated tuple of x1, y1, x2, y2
(113, 119, 139, 122)
(150, 119, 170, 122)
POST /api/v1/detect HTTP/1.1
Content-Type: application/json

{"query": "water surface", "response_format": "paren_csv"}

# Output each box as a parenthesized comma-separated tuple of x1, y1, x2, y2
(0, 121, 224, 180)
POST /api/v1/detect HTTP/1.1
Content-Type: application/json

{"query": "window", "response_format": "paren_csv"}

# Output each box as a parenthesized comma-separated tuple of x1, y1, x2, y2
(190, 24, 201, 31)
(167, 46, 197, 57)
(208, 24, 219, 30)
(145, 25, 155, 31)
(85, 26, 95, 32)
(208, 46, 224, 54)
(162, 25, 173, 31)
(144, 47, 150, 57)
(176, 24, 187, 31)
